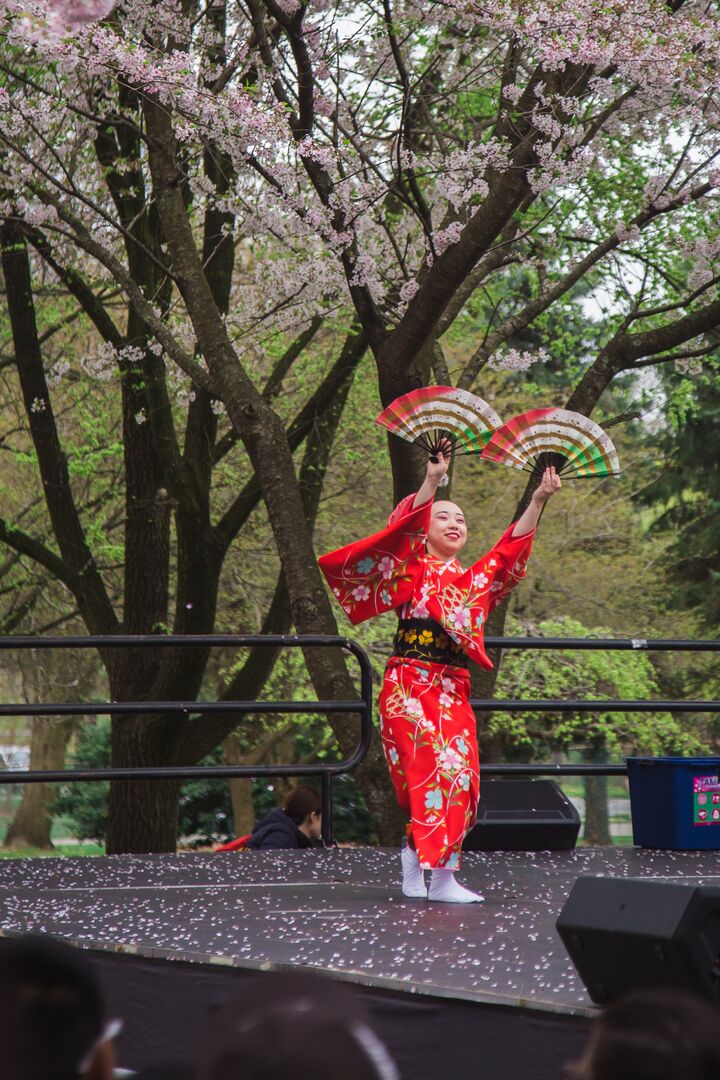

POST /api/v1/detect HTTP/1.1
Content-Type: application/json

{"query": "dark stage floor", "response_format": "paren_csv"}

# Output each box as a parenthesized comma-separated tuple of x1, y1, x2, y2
(2, 846, 720, 1076)
(3, 846, 720, 1010)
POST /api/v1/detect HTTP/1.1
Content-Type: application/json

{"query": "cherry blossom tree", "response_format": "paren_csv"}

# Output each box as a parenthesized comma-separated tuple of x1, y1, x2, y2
(1, 0, 720, 848)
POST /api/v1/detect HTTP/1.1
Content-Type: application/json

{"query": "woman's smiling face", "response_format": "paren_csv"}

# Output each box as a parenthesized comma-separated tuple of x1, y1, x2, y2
(426, 500, 468, 560)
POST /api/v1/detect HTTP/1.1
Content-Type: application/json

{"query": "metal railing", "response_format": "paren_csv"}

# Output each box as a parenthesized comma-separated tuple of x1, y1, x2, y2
(0, 634, 717, 839)
(0, 635, 374, 844)
(473, 637, 720, 777)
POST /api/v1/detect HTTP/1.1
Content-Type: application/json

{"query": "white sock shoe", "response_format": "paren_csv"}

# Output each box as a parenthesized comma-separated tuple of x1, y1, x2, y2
(428, 868, 484, 904)
(401, 846, 427, 898)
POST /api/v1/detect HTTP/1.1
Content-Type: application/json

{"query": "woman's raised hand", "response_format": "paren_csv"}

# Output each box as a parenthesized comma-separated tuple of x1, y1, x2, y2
(532, 466, 562, 506)
(413, 438, 453, 507)
(511, 465, 561, 537)
(426, 437, 452, 487)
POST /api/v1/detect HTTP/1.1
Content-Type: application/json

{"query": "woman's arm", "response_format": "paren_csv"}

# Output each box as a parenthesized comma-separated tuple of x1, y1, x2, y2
(412, 439, 452, 508)
(511, 466, 562, 537)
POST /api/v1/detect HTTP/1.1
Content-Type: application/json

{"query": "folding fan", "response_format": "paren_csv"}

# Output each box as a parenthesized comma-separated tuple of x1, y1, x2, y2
(480, 407, 620, 479)
(375, 386, 504, 457)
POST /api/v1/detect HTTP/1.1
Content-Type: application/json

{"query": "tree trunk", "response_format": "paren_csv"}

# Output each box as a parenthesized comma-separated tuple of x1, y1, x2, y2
(105, 775, 181, 854)
(143, 94, 405, 847)
(4, 716, 75, 849)
(223, 734, 255, 837)
(583, 745, 611, 845)
(105, 708, 182, 854)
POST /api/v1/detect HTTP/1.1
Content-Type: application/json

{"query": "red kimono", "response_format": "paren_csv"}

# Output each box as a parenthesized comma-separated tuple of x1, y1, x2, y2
(318, 495, 534, 870)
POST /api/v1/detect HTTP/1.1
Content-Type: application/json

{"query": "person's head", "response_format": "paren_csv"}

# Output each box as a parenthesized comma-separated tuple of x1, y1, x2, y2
(426, 500, 467, 561)
(0, 933, 117, 1080)
(283, 785, 322, 840)
(570, 987, 720, 1080)
(198, 972, 399, 1080)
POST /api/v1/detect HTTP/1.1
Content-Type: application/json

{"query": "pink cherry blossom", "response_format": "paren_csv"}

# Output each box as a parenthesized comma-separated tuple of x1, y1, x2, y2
(488, 348, 549, 372)
(50, 0, 116, 27)
(399, 281, 420, 303)
(1, 0, 717, 442)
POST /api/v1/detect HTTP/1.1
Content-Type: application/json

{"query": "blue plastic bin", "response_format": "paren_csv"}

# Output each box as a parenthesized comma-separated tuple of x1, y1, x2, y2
(627, 756, 720, 850)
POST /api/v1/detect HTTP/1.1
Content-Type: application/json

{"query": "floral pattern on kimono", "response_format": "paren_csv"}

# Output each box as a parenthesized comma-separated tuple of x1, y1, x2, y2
(379, 658, 479, 869)
(420, 523, 533, 669)
(318, 492, 536, 869)
(317, 497, 432, 623)
(319, 493, 534, 670)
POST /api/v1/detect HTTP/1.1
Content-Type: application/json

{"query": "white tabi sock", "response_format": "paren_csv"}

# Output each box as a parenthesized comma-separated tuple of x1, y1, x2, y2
(401, 845, 427, 898)
(428, 867, 484, 904)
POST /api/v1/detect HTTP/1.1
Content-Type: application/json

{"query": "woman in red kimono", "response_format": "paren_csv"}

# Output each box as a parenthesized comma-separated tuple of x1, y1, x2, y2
(319, 445, 561, 903)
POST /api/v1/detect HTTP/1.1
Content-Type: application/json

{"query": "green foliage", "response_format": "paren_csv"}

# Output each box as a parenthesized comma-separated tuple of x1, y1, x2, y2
(641, 371, 720, 629)
(492, 615, 708, 758)
(55, 715, 376, 844)
(53, 721, 112, 841)
(55, 718, 234, 842)
(219, 645, 378, 842)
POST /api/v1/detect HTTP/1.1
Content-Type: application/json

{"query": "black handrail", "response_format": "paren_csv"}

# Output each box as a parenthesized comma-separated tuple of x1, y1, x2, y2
(472, 636, 720, 775)
(2, 634, 716, 650)
(0, 635, 374, 845)
(483, 637, 720, 651)
(0, 635, 718, 838)
(470, 699, 717, 713)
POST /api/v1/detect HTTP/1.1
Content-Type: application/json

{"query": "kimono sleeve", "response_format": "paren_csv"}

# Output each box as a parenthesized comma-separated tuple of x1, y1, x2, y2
(482, 522, 535, 614)
(318, 496, 432, 625)
(424, 523, 535, 669)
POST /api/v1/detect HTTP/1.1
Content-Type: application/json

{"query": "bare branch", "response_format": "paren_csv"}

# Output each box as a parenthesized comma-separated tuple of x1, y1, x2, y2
(458, 180, 712, 388)
(28, 193, 217, 394)
(632, 343, 717, 369)
(0, 517, 78, 595)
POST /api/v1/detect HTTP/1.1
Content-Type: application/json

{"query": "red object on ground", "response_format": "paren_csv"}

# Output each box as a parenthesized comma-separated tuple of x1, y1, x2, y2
(215, 834, 252, 852)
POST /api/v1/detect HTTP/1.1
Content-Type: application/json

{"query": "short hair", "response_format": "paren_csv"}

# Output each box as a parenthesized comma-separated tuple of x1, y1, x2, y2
(198, 971, 398, 1080)
(283, 785, 321, 826)
(205, 1014, 397, 1080)
(573, 987, 720, 1080)
(0, 934, 105, 1080)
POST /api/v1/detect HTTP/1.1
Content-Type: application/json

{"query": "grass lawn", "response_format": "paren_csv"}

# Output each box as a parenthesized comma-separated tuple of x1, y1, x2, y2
(0, 843, 105, 858)
(0, 776, 634, 857)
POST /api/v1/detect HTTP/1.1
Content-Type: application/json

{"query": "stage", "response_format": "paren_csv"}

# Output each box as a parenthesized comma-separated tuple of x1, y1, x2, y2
(2, 846, 720, 1078)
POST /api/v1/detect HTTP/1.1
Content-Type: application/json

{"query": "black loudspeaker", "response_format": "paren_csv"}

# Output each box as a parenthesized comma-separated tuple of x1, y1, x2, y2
(556, 875, 720, 1004)
(462, 779, 581, 851)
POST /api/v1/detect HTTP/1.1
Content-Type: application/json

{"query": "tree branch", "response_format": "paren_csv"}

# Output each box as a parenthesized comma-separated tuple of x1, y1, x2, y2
(213, 316, 324, 463)
(0, 218, 118, 634)
(26, 193, 217, 394)
(25, 224, 125, 348)
(458, 179, 712, 388)
(0, 517, 79, 595)
(178, 316, 360, 762)
(632, 344, 717, 369)
(214, 325, 367, 552)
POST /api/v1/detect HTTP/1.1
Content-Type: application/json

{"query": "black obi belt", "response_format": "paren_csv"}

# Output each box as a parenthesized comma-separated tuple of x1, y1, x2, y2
(392, 618, 468, 670)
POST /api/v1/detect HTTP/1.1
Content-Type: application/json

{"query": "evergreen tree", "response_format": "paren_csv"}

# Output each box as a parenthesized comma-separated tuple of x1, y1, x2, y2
(642, 374, 720, 630)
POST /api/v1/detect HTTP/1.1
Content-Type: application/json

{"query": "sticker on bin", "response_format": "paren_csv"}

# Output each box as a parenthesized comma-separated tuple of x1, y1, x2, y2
(693, 776, 720, 825)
